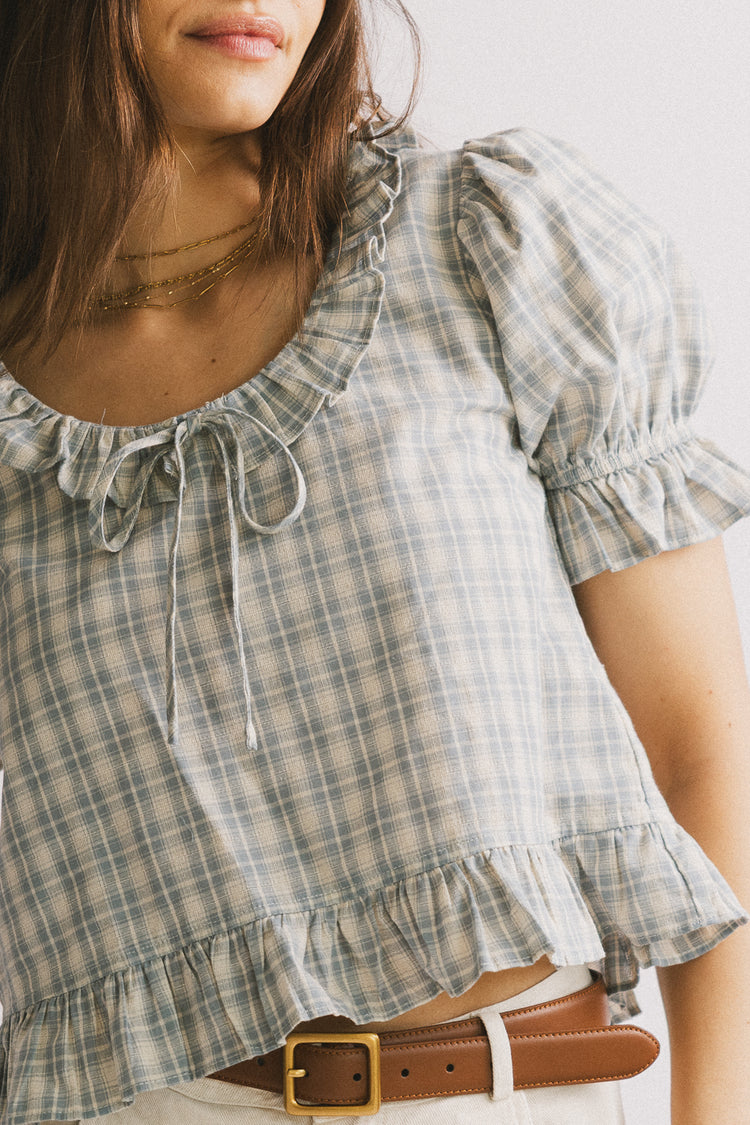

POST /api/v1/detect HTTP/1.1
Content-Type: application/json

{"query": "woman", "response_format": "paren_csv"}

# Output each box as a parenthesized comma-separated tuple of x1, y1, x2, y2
(0, 1, 748, 1123)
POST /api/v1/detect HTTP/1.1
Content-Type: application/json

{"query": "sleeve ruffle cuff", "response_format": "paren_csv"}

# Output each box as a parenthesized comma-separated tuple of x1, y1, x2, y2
(543, 431, 750, 584)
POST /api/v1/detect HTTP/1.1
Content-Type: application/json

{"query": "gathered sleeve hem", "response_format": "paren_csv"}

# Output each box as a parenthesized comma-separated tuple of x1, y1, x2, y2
(542, 428, 750, 584)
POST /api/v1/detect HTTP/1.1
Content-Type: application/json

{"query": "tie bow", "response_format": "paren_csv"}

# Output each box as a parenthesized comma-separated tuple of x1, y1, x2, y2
(87, 406, 308, 746)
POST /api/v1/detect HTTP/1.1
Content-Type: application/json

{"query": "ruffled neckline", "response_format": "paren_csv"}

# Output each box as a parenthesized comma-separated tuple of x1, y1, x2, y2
(0, 130, 406, 505)
(0, 131, 406, 750)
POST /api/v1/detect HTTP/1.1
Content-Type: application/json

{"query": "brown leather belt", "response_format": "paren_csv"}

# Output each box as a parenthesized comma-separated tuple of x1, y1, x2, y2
(207, 974, 659, 1116)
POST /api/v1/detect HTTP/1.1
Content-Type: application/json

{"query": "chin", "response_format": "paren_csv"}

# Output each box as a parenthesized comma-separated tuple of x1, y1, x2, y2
(166, 95, 280, 140)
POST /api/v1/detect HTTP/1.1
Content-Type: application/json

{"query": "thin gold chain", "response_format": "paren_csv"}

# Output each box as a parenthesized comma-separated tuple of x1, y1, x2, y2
(114, 219, 257, 261)
(104, 231, 260, 300)
(91, 229, 264, 312)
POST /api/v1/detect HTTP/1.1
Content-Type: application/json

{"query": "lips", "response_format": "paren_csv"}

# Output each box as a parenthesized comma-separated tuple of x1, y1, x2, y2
(187, 14, 284, 46)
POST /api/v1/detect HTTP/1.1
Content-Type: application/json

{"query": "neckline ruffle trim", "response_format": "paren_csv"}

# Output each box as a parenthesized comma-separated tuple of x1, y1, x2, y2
(0, 820, 745, 1124)
(0, 131, 404, 508)
(0, 132, 406, 753)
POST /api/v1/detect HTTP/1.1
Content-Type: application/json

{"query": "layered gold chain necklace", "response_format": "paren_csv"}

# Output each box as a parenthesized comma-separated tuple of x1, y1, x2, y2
(90, 219, 264, 312)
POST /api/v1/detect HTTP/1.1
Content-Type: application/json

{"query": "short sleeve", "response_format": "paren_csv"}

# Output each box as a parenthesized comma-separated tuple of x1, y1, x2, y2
(458, 128, 750, 584)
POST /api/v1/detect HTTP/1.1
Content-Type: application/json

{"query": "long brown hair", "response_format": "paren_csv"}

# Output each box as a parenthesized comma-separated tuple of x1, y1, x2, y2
(0, 0, 421, 363)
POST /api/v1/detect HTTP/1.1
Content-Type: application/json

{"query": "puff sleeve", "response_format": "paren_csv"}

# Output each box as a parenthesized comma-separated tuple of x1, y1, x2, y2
(458, 128, 750, 584)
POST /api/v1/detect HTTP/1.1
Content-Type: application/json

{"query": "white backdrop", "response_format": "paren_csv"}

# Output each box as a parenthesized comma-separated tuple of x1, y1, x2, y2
(373, 2, 750, 1121)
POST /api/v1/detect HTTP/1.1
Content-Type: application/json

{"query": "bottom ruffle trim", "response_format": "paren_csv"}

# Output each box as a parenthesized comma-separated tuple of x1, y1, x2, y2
(0, 819, 745, 1123)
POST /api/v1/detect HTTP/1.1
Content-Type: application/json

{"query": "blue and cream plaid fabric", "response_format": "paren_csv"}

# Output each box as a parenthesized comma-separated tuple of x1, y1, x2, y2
(0, 127, 748, 1124)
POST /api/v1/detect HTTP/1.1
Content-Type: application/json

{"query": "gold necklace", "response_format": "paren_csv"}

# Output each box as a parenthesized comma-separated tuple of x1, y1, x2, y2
(91, 228, 264, 312)
(114, 219, 257, 261)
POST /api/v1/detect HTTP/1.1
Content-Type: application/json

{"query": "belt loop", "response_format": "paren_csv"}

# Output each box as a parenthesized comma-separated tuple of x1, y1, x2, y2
(481, 1008, 515, 1102)
(481, 1009, 534, 1125)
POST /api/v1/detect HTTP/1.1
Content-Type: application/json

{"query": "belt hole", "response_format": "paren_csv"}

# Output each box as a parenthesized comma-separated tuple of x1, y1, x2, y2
(256, 1059, 265, 1067)
(353, 1073, 362, 1082)
(401, 1068, 409, 1078)
(446, 1063, 455, 1072)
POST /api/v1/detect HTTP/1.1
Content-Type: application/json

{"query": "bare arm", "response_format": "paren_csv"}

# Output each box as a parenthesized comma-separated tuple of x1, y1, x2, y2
(572, 536, 750, 1125)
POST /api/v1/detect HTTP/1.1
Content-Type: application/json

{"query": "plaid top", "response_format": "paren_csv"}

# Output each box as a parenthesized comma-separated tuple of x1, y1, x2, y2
(0, 126, 748, 1124)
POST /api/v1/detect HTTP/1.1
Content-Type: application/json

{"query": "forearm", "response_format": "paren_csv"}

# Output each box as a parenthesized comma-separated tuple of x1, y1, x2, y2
(658, 929, 750, 1124)
(572, 537, 750, 1123)
(657, 730, 750, 1125)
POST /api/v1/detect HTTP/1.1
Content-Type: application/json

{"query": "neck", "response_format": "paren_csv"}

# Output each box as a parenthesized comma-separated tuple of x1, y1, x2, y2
(117, 130, 263, 265)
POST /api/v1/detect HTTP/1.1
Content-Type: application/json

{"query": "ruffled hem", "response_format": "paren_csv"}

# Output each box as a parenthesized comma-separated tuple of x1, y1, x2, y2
(544, 431, 750, 585)
(1, 820, 744, 1124)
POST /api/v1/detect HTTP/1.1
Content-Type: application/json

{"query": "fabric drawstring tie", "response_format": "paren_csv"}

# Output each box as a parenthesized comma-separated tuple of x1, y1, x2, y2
(88, 406, 307, 746)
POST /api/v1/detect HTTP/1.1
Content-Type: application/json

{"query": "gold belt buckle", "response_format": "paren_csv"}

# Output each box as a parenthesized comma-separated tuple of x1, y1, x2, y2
(283, 1031, 381, 1116)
